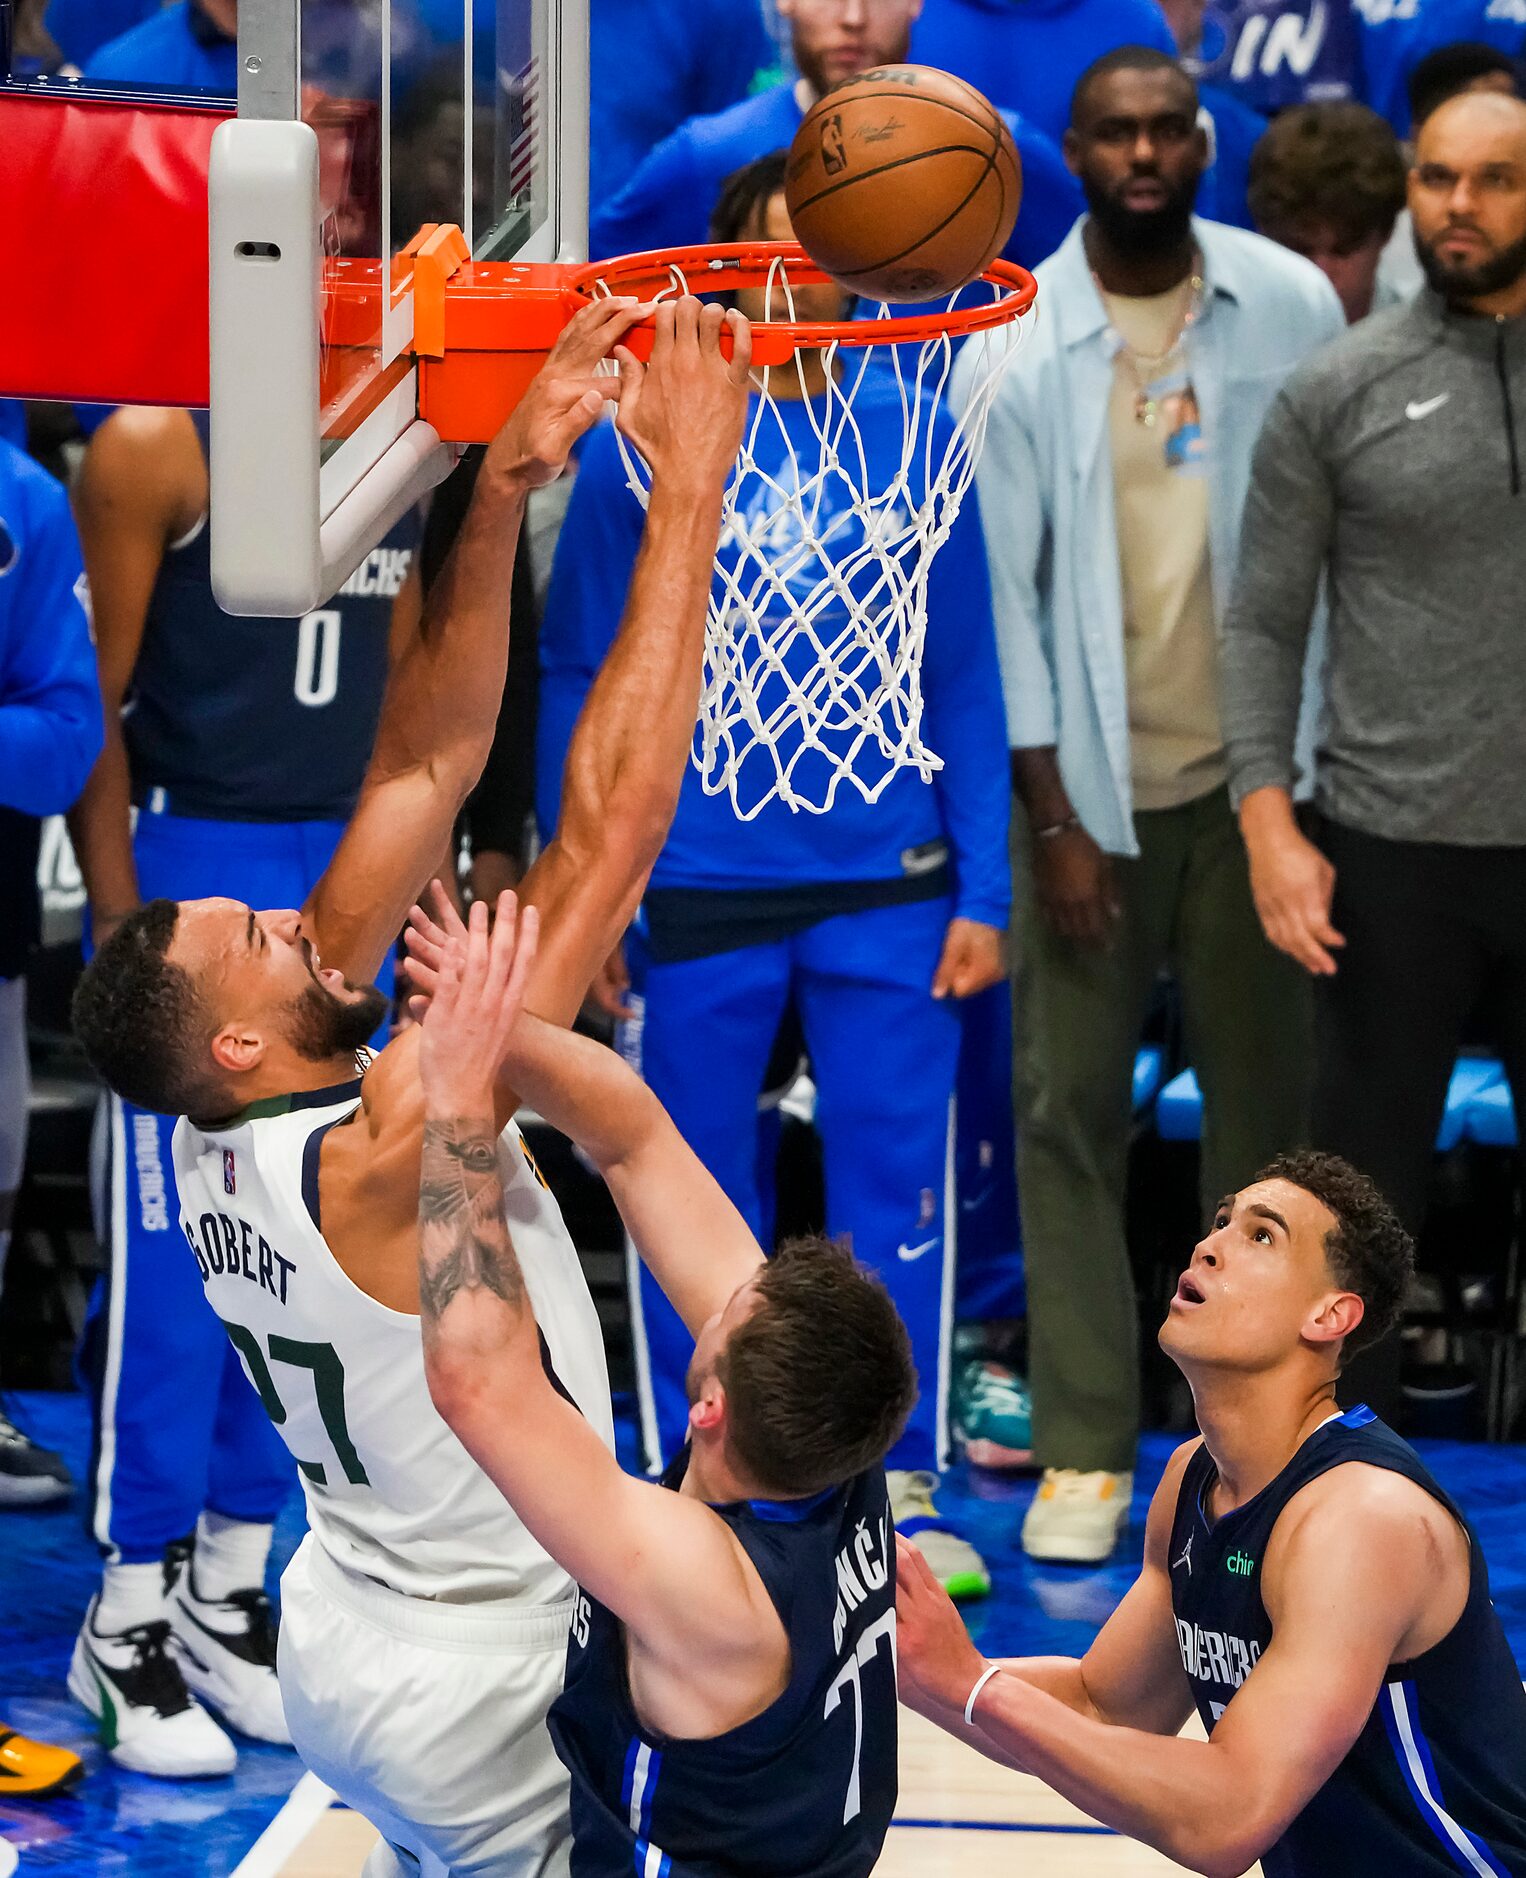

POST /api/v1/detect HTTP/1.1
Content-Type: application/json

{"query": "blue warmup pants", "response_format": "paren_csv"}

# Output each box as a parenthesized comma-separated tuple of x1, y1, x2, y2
(622, 895, 962, 1477)
(81, 808, 394, 1564)
(953, 982, 1025, 1324)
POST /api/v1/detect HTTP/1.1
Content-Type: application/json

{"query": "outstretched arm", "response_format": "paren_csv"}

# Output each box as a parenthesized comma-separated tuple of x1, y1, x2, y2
(302, 298, 648, 984)
(896, 1468, 1447, 1877)
(416, 900, 786, 1686)
(499, 296, 751, 1036)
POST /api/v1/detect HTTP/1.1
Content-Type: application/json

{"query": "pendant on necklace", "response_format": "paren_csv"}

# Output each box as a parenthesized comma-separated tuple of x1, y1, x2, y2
(1136, 394, 1158, 427)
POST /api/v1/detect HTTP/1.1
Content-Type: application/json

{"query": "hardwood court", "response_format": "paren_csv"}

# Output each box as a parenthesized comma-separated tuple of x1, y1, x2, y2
(242, 1709, 1251, 1878)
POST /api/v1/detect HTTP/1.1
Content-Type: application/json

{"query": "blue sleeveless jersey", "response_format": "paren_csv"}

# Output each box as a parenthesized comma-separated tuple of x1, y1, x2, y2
(1169, 1405, 1526, 1877)
(549, 1454, 898, 1878)
(124, 424, 419, 822)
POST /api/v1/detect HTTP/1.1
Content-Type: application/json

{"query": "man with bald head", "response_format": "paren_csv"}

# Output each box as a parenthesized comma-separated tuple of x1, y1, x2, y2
(1222, 87, 1526, 1415)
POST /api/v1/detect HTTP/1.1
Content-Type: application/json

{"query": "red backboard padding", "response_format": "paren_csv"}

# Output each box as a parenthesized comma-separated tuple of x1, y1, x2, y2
(0, 91, 226, 407)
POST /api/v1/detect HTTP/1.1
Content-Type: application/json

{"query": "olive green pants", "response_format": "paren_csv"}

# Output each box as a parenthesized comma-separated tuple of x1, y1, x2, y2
(1013, 787, 1312, 1473)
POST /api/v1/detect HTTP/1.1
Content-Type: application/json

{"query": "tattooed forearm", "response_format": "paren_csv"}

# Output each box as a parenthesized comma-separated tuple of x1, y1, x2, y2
(418, 1117, 527, 1331)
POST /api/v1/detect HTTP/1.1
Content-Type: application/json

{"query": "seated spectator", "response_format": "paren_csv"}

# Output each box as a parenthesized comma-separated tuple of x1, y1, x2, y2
(84, 0, 236, 91)
(1376, 42, 1521, 301)
(589, 0, 777, 217)
(1362, 2, 1525, 136)
(1248, 102, 1407, 320)
(592, 0, 1082, 272)
(910, 0, 1178, 145)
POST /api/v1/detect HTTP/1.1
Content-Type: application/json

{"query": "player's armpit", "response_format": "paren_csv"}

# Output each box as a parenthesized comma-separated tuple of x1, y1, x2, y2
(1071, 1441, 1199, 1735)
(438, 1356, 786, 1712)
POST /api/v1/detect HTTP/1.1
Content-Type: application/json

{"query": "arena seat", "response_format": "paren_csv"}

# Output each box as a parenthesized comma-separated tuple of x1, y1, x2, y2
(1465, 1065, 1519, 1150)
(1152, 1057, 1508, 1150)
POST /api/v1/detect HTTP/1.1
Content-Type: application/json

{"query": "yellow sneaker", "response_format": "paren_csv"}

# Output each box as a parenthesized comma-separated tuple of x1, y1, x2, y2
(0, 1724, 85, 1797)
(1021, 1469, 1134, 1564)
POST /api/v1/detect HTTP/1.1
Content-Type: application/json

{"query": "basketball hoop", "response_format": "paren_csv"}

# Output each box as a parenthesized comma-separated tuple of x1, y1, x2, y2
(571, 242, 1038, 819)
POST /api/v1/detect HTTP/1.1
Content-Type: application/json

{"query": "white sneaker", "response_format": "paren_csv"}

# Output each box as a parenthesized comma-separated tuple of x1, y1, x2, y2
(1021, 1469, 1134, 1564)
(169, 1549, 290, 1746)
(888, 1469, 991, 1600)
(68, 1597, 237, 1777)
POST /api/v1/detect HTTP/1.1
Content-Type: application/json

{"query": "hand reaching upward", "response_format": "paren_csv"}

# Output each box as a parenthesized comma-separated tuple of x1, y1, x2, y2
(418, 891, 541, 1116)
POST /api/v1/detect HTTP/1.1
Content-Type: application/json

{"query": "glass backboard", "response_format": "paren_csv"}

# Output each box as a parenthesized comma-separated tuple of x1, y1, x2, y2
(209, 0, 586, 615)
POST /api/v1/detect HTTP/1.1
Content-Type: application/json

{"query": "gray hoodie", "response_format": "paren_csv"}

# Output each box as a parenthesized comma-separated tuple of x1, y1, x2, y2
(1222, 289, 1526, 847)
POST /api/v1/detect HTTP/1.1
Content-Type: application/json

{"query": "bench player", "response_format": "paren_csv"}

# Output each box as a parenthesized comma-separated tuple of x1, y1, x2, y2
(408, 889, 915, 1878)
(895, 1152, 1526, 1876)
(72, 296, 751, 1873)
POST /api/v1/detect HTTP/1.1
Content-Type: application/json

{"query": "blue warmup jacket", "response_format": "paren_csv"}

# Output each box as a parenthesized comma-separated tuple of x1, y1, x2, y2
(910, 0, 1177, 145)
(538, 389, 1011, 930)
(591, 80, 1083, 273)
(589, 0, 778, 216)
(1194, 0, 1362, 115)
(0, 441, 103, 820)
(84, 0, 237, 90)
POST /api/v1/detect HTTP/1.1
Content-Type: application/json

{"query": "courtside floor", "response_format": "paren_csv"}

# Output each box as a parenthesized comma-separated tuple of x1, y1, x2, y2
(4, 1390, 1525, 1876)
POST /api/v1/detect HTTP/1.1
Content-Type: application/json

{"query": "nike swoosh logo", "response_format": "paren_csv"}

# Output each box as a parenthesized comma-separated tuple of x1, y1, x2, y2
(897, 1237, 939, 1262)
(1406, 393, 1450, 420)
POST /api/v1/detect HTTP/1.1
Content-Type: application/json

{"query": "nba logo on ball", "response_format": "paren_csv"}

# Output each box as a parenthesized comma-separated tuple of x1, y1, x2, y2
(820, 113, 848, 175)
(223, 1150, 237, 1196)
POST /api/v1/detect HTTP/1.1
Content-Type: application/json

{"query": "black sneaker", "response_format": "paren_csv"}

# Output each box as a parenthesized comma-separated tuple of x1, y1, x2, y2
(68, 1598, 236, 1777)
(0, 1402, 72, 1508)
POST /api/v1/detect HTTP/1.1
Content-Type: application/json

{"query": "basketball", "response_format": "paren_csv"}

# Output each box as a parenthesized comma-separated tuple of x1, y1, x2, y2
(784, 65, 1022, 303)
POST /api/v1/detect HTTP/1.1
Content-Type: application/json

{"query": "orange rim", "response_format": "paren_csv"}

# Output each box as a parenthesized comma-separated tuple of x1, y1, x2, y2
(565, 240, 1037, 351)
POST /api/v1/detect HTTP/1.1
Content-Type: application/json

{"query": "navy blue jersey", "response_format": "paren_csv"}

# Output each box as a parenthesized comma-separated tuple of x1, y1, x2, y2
(124, 427, 419, 822)
(1169, 1405, 1526, 1877)
(549, 1454, 897, 1878)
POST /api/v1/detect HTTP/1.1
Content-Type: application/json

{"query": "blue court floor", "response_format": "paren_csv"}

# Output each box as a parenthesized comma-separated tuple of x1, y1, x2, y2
(3, 1388, 1526, 1876)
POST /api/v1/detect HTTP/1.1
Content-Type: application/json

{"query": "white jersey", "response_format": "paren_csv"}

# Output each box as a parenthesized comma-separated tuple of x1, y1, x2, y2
(171, 1061, 613, 1607)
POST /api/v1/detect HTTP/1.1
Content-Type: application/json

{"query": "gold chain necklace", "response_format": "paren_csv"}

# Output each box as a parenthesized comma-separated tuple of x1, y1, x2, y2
(1094, 264, 1206, 427)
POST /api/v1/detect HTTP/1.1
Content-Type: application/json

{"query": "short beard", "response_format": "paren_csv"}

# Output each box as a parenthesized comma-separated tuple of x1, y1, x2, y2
(1416, 226, 1526, 303)
(1083, 175, 1197, 264)
(285, 977, 389, 1062)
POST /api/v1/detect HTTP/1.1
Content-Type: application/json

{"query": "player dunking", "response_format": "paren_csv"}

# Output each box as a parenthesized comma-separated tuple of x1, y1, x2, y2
(72, 297, 751, 1876)
(405, 888, 915, 1878)
(896, 1153, 1526, 1876)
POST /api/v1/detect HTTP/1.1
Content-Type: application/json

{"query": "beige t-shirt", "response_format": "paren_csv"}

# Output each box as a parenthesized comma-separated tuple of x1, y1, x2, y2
(1104, 279, 1227, 812)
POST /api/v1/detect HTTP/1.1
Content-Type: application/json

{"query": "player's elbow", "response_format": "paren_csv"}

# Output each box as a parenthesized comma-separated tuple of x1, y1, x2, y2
(1167, 1812, 1270, 1877)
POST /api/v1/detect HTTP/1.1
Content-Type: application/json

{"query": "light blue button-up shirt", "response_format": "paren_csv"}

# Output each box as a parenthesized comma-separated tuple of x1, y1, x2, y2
(953, 217, 1344, 858)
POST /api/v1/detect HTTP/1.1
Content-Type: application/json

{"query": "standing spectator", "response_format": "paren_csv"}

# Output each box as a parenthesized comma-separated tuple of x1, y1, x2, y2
(542, 156, 1011, 1600)
(911, 0, 1178, 145)
(1223, 89, 1526, 1416)
(1249, 103, 1408, 320)
(1157, 0, 1274, 229)
(66, 407, 419, 1777)
(1375, 43, 1522, 301)
(83, 0, 236, 89)
(0, 438, 102, 1506)
(957, 46, 1341, 1563)
(591, 0, 1082, 274)
(589, 0, 777, 218)
(1192, 0, 1363, 116)
(1361, 1, 1524, 137)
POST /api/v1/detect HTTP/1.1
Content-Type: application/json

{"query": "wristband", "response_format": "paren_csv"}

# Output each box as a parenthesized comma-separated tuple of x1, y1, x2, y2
(1033, 815, 1080, 842)
(963, 1663, 1000, 1725)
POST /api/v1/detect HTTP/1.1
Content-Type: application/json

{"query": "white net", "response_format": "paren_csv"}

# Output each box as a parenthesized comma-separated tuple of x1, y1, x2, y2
(590, 258, 1032, 819)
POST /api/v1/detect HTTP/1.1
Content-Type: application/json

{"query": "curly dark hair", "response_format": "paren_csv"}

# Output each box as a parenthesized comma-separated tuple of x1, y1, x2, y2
(1248, 103, 1406, 249)
(72, 899, 219, 1117)
(718, 1235, 917, 1498)
(1254, 1150, 1415, 1360)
